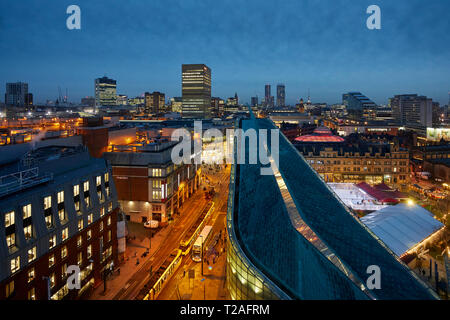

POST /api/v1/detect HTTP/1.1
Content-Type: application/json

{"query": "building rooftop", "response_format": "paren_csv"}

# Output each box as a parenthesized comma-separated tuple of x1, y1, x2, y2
(361, 204, 444, 257)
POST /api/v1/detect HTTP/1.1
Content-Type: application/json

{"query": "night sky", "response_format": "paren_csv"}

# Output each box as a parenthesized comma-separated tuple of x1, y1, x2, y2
(0, 0, 449, 105)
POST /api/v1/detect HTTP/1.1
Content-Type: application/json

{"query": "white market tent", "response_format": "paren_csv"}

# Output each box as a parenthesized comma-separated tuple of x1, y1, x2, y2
(360, 203, 444, 257)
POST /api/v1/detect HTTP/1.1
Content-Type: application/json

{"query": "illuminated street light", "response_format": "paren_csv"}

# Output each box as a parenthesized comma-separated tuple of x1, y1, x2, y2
(407, 199, 414, 206)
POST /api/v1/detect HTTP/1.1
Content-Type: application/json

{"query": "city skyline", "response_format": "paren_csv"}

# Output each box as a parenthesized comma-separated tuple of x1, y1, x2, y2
(0, 0, 449, 105)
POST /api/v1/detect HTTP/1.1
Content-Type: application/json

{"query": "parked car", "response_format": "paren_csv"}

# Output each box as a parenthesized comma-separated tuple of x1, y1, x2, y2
(144, 220, 159, 229)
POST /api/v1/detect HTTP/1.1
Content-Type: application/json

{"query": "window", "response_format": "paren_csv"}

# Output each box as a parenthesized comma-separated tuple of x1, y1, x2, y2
(88, 213, 93, 225)
(100, 207, 105, 217)
(107, 230, 112, 242)
(57, 191, 64, 204)
(10, 256, 20, 274)
(28, 268, 35, 283)
(44, 196, 52, 210)
(105, 186, 110, 197)
(28, 246, 37, 262)
(83, 181, 89, 192)
(62, 263, 68, 279)
(61, 246, 68, 259)
(87, 244, 92, 259)
(96, 176, 101, 186)
(24, 225, 33, 241)
(77, 251, 83, 266)
(152, 190, 162, 200)
(87, 229, 92, 241)
(58, 208, 66, 223)
(85, 196, 90, 208)
(73, 185, 80, 196)
(49, 254, 55, 267)
(108, 202, 112, 213)
(6, 233, 15, 248)
(78, 219, 84, 231)
(104, 172, 109, 182)
(152, 168, 162, 177)
(28, 288, 36, 300)
(45, 214, 53, 229)
(100, 221, 104, 232)
(5, 211, 14, 227)
(107, 216, 111, 226)
(49, 234, 56, 249)
(50, 273, 55, 288)
(77, 235, 82, 247)
(74, 200, 80, 213)
(22, 204, 32, 219)
(5, 281, 14, 298)
(62, 227, 68, 241)
(98, 190, 104, 202)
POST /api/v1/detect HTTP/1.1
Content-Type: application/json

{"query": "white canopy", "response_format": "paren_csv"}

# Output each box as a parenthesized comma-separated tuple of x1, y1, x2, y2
(361, 203, 444, 257)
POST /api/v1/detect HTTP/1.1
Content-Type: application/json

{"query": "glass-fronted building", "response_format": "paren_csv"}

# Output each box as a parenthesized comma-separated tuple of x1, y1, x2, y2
(226, 113, 438, 300)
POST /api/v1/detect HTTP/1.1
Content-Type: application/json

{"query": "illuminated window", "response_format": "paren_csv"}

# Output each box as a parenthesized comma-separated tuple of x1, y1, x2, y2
(22, 204, 32, 219)
(77, 235, 82, 247)
(28, 287, 36, 300)
(10, 256, 20, 274)
(24, 225, 33, 241)
(45, 214, 53, 229)
(107, 230, 112, 242)
(50, 273, 55, 288)
(5, 281, 14, 298)
(49, 234, 56, 249)
(104, 172, 109, 182)
(77, 252, 83, 266)
(5, 211, 15, 227)
(28, 267, 35, 283)
(100, 221, 104, 232)
(61, 246, 68, 259)
(49, 254, 55, 267)
(28, 246, 36, 262)
(96, 176, 101, 186)
(62, 227, 68, 241)
(100, 207, 105, 217)
(6, 233, 15, 248)
(44, 196, 52, 210)
(88, 213, 93, 225)
(73, 184, 80, 196)
(87, 229, 92, 241)
(57, 191, 64, 204)
(152, 168, 162, 177)
(83, 181, 89, 192)
(87, 244, 92, 259)
(107, 216, 111, 226)
(58, 208, 66, 222)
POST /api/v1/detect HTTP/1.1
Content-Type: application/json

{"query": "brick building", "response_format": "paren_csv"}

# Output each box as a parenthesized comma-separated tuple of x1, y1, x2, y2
(0, 145, 120, 300)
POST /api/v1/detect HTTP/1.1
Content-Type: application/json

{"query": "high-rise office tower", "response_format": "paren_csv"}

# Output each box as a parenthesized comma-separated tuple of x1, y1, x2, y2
(389, 94, 433, 134)
(265, 84, 271, 107)
(182, 64, 211, 119)
(276, 84, 285, 107)
(95, 76, 117, 107)
(5, 82, 28, 106)
(251, 96, 258, 107)
(144, 91, 165, 114)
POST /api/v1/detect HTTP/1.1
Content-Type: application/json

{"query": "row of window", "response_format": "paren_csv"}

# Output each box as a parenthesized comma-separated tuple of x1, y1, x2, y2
(7, 204, 113, 276)
(4, 173, 110, 250)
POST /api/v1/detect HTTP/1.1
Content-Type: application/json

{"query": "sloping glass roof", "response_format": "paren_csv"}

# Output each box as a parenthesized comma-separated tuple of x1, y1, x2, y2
(232, 117, 438, 300)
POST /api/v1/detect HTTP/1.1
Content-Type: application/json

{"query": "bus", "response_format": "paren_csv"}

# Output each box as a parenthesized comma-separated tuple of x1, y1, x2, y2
(142, 249, 182, 300)
(192, 225, 213, 262)
(179, 202, 214, 255)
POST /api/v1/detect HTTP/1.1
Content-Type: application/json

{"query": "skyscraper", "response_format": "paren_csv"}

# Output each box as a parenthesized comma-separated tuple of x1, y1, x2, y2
(251, 96, 258, 107)
(144, 91, 165, 114)
(389, 94, 433, 134)
(265, 84, 271, 107)
(182, 64, 211, 119)
(276, 84, 285, 107)
(95, 76, 117, 107)
(5, 82, 28, 106)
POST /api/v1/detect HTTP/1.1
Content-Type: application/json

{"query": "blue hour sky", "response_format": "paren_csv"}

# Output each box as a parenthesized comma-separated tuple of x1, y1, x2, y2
(0, 0, 449, 106)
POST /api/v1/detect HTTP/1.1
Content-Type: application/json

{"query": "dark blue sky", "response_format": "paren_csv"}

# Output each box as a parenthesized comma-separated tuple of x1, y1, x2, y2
(0, 0, 449, 105)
